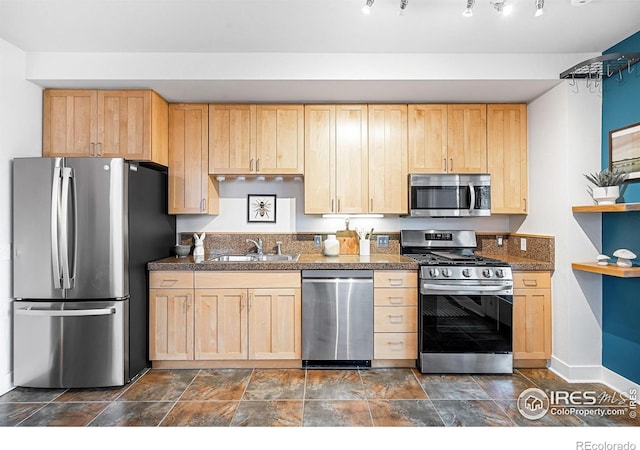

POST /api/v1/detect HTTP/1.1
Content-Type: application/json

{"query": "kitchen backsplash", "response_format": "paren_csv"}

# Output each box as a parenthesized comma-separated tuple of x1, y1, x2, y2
(179, 232, 402, 255)
(476, 233, 555, 265)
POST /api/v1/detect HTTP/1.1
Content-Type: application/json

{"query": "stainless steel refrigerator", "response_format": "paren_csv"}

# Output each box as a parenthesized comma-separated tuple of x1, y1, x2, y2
(12, 157, 176, 388)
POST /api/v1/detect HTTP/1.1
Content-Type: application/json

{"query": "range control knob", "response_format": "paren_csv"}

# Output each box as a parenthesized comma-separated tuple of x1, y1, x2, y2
(429, 268, 440, 278)
(442, 268, 452, 278)
(482, 268, 494, 278)
(462, 268, 472, 278)
(495, 268, 505, 278)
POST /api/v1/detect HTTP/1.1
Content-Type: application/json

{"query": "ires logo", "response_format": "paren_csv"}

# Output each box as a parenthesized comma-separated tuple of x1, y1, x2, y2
(549, 390, 598, 405)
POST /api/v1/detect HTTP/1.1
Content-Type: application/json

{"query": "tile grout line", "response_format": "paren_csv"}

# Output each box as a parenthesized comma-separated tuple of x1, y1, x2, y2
(410, 367, 447, 426)
(300, 368, 307, 427)
(155, 368, 202, 427)
(359, 368, 376, 427)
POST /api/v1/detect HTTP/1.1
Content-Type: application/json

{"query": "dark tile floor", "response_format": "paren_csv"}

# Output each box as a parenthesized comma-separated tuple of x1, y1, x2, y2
(0, 367, 637, 427)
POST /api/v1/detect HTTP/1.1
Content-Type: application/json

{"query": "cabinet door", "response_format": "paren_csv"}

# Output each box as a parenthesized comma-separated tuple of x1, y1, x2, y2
(209, 104, 256, 174)
(368, 104, 408, 214)
(256, 105, 304, 175)
(97, 90, 151, 160)
(168, 104, 219, 214)
(195, 289, 247, 360)
(149, 288, 194, 360)
(248, 288, 301, 360)
(336, 105, 369, 214)
(304, 105, 336, 214)
(487, 104, 528, 214)
(447, 104, 487, 173)
(513, 288, 551, 360)
(43, 90, 97, 157)
(408, 104, 448, 173)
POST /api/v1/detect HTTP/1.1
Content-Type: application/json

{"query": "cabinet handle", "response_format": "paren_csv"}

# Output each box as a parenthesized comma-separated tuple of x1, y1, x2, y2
(250, 158, 254, 172)
(159, 279, 179, 287)
(444, 158, 447, 172)
(337, 198, 341, 212)
(523, 279, 538, 287)
(523, 198, 527, 211)
(370, 198, 373, 211)
(331, 199, 335, 213)
(249, 293, 253, 308)
(201, 199, 206, 212)
(388, 296, 404, 305)
(387, 341, 405, 347)
(388, 314, 404, 323)
(89, 143, 95, 156)
(450, 158, 453, 171)
(388, 278, 403, 286)
(256, 158, 260, 172)
(97, 142, 103, 156)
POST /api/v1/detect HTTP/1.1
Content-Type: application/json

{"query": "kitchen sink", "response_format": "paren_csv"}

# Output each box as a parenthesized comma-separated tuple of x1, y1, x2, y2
(207, 253, 299, 262)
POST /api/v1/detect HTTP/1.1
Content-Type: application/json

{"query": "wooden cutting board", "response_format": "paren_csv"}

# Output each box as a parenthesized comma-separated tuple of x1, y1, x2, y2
(336, 229, 360, 255)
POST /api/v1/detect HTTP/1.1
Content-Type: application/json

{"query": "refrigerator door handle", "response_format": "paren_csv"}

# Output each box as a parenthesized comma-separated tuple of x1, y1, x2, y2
(60, 167, 73, 289)
(16, 307, 117, 317)
(51, 166, 62, 289)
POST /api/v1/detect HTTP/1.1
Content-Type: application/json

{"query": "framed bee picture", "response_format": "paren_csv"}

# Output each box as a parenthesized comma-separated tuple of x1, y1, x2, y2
(247, 194, 277, 223)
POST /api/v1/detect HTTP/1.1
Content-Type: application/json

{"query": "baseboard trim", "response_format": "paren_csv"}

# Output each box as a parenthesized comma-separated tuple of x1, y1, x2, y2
(550, 355, 640, 394)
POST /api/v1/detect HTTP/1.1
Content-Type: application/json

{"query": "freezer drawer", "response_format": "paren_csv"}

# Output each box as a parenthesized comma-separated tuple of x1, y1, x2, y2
(13, 300, 128, 388)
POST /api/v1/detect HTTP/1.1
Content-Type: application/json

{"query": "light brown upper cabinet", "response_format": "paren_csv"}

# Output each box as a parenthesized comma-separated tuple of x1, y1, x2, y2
(368, 105, 408, 214)
(408, 104, 487, 174)
(304, 105, 369, 214)
(43, 89, 168, 167)
(487, 104, 528, 214)
(168, 103, 219, 215)
(209, 104, 304, 175)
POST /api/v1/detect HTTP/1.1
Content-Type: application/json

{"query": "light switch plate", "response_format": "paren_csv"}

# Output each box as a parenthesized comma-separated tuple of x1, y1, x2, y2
(520, 237, 527, 251)
(377, 235, 389, 248)
(314, 235, 322, 247)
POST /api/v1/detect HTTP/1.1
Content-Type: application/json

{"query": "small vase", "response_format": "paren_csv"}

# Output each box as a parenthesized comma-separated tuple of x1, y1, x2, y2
(591, 186, 619, 205)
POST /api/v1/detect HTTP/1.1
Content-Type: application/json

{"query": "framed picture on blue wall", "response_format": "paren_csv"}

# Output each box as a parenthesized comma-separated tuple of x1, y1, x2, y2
(610, 121, 640, 182)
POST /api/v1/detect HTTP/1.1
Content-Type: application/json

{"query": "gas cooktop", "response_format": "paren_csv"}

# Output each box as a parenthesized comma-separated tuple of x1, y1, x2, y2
(405, 251, 510, 268)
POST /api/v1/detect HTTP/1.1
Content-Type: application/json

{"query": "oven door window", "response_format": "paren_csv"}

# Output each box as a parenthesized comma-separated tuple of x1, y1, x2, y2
(420, 294, 512, 353)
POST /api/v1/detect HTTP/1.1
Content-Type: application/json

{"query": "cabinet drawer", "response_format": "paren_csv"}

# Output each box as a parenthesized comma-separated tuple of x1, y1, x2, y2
(195, 271, 301, 289)
(513, 272, 551, 289)
(374, 333, 417, 359)
(149, 271, 194, 289)
(374, 306, 417, 332)
(374, 288, 417, 306)
(374, 271, 417, 288)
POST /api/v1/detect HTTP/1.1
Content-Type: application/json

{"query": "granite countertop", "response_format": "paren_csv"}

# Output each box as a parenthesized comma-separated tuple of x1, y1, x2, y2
(478, 253, 554, 271)
(147, 253, 420, 271)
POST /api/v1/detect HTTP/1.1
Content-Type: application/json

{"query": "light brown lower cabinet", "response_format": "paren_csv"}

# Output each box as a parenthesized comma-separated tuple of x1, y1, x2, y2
(149, 271, 301, 364)
(513, 271, 552, 367)
(373, 271, 418, 361)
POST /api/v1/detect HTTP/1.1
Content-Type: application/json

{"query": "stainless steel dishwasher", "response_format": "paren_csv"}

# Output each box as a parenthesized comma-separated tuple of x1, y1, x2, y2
(301, 270, 374, 368)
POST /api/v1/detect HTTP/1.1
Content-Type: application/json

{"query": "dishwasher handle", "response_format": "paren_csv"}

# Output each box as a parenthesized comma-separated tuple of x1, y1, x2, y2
(302, 278, 373, 284)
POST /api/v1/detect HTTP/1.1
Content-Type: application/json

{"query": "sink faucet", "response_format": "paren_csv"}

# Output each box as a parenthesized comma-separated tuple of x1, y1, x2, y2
(246, 238, 263, 255)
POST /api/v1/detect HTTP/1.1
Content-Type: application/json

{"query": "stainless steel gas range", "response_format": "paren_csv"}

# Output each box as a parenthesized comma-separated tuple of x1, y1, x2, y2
(400, 230, 514, 374)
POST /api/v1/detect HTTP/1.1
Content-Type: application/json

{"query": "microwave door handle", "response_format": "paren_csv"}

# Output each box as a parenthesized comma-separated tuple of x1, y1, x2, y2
(468, 182, 476, 214)
(50, 166, 62, 289)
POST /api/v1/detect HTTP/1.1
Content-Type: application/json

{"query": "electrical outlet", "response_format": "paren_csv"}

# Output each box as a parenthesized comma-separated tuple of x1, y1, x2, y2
(520, 237, 527, 251)
(314, 235, 322, 247)
(377, 235, 389, 248)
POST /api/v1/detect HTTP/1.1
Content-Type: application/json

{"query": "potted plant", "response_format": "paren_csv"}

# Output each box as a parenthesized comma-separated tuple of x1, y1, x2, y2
(583, 168, 628, 205)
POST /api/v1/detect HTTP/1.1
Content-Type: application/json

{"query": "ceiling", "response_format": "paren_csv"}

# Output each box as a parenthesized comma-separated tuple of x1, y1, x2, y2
(1, 0, 640, 102)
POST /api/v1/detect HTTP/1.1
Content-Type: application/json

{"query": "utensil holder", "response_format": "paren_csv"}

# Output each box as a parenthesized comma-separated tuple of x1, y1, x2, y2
(359, 239, 370, 256)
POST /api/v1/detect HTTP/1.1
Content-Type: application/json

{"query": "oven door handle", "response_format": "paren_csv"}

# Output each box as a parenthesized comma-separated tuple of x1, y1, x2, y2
(422, 283, 512, 295)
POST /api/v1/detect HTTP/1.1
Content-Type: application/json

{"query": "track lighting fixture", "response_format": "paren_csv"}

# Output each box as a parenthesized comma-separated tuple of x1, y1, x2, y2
(463, 0, 475, 17)
(362, 0, 374, 15)
(491, 1, 513, 16)
(535, 0, 544, 16)
(399, 0, 408, 16)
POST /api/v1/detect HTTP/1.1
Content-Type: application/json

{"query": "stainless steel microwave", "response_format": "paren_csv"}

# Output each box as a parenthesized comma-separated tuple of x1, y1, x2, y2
(408, 173, 491, 217)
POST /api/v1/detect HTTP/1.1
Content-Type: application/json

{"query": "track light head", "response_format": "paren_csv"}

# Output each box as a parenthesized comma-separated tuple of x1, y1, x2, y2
(492, 1, 513, 16)
(535, 0, 544, 16)
(362, 0, 374, 15)
(463, 0, 475, 17)
(399, 0, 408, 16)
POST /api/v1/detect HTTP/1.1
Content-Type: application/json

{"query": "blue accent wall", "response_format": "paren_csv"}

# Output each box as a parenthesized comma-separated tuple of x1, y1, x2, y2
(601, 31, 640, 384)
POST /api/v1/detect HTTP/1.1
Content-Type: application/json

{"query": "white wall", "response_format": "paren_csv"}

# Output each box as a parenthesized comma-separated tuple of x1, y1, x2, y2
(177, 179, 511, 238)
(516, 80, 604, 382)
(0, 38, 43, 394)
